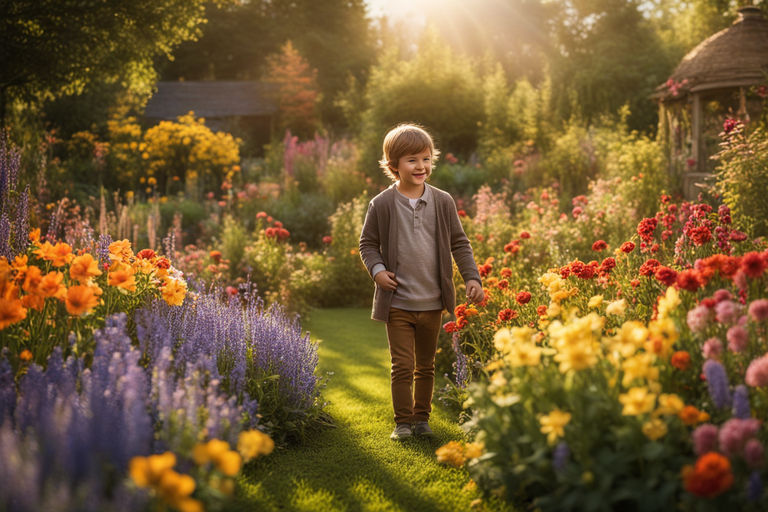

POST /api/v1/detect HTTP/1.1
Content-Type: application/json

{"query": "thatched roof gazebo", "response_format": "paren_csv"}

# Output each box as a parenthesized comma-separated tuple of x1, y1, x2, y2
(654, 6, 768, 199)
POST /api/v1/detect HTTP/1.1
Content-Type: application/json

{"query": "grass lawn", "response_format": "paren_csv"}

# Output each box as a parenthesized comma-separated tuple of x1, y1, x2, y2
(238, 308, 514, 512)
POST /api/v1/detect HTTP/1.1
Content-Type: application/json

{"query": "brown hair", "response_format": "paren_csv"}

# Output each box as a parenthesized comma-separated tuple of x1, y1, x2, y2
(378, 124, 440, 181)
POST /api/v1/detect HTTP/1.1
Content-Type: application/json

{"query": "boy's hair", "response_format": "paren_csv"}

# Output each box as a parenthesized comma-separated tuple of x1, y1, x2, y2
(378, 124, 440, 181)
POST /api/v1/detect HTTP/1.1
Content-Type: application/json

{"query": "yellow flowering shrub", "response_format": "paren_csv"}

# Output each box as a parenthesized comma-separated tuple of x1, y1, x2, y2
(142, 112, 241, 198)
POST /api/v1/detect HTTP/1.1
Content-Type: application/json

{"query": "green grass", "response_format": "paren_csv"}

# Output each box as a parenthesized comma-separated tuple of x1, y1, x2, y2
(238, 308, 514, 512)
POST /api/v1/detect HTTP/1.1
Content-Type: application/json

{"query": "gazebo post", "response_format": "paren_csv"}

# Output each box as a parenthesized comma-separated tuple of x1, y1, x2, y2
(687, 92, 703, 198)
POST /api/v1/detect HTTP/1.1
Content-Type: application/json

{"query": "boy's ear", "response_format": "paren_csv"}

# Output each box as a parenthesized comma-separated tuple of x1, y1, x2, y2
(388, 164, 399, 174)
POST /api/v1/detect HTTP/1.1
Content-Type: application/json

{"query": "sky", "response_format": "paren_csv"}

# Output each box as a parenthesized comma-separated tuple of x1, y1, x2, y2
(364, 0, 433, 22)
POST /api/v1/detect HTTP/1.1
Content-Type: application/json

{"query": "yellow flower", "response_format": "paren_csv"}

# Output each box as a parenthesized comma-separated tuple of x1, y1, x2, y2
(129, 452, 177, 487)
(621, 352, 658, 387)
(436, 441, 466, 467)
(464, 442, 484, 459)
(539, 409, 572, 444)
(642, 418, 668, 441)
(69, 253, 102, 284)
(157, 469, 196, 503)
(216, 450, 242, 476)
(619, 387, 656, 416)
(646, 318, 678, 357)
(109, 239, 134, 262)
(493, 328, 513, 353)
(506, 342, 542, 367)
(162, 278, 187, 306)
(237, 429, 275, 462)
(65, 284, 102, 316)
(605, 299, 627, 316)
(588, 295, 603, 309)
(656, 286, 680, 320)
(655, 393, 684, 416)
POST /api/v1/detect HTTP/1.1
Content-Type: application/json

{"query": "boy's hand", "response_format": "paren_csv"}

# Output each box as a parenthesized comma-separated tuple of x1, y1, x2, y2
(374, 271, 398, 291)
(466, 280, 483, 303)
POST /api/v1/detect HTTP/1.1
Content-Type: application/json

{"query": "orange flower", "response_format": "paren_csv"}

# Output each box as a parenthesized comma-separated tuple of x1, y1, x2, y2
(39, 271, 67, 300)
(29, 228, 41, 243)
(161, 278, 187, 306)
(678, 405, 703, 426)
(109, 239, 134, 262)
(21, 293, 45, 311)
(69, 253, 102, 283)
(65, 285, 101, 316)
(21, 266, 43, 294)
(49, 242, 74, 267)
(683, 452, 734, 498)
(0, 282, 26, 329)
(19, 349, 33, 362)
(108, 264, 137, 292)
(11, 254, 28, 274)
(670, 351, 691, 371)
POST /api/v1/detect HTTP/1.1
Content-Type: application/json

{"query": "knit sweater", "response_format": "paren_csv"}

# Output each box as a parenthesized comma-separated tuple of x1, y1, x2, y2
(359, 183, 482, 322)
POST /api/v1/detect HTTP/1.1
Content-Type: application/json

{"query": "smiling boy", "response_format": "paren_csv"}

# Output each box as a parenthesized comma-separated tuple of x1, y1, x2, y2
(359, 123, 483, 441)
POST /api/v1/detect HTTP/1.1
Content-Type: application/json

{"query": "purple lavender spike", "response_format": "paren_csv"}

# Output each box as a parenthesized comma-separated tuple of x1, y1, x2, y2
(703, 360, 732, 409)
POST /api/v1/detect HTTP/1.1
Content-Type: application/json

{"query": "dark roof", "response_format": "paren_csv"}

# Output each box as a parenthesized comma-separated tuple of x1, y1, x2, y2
(144, 81, 277, 119)
(656, 7, 768, 100)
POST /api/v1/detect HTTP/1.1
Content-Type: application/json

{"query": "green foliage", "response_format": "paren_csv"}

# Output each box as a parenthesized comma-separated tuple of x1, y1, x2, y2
(713, 124, 768, 238)
(357, 28, 484, 182)
(537, 122, 597, 205)
(266, 191, 334, 248)
(219, 216, 248, 280)
(0, 0, 207, 125)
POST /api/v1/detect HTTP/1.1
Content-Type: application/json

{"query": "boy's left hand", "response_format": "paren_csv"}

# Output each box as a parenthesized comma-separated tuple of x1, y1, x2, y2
(466, 280, 483, 303)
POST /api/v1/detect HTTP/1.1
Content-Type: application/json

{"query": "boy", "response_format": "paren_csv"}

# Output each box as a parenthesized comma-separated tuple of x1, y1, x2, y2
(359, 124, 483, 441)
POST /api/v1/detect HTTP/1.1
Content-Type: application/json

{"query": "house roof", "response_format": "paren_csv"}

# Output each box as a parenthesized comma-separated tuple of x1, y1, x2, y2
(655, 7, 768, 100)
(144, 81, 278, 119)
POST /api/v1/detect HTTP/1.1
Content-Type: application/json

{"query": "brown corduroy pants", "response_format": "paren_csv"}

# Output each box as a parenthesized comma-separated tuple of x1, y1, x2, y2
(385, 308, 443, 425)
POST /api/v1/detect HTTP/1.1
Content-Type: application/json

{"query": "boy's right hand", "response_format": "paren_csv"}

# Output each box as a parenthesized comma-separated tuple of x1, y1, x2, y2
(374, 271, 398, 291)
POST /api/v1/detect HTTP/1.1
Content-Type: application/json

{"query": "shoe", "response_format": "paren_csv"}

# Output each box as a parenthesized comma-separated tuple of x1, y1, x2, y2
(412, 421, 435, 438)
(390, 423, 413, 440)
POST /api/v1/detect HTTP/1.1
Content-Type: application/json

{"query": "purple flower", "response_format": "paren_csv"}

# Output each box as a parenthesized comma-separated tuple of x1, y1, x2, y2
(553, 441, 570, 472)
(703, 360, 731, 409)
(733, 385, 751, 419)
(748, 471, 763, 502)
(451, 332, 468, 389)
(718, 418, 759, 456)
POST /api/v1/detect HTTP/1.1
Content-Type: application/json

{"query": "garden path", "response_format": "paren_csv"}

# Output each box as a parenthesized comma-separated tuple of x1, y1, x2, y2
(239, 308, 513, 512)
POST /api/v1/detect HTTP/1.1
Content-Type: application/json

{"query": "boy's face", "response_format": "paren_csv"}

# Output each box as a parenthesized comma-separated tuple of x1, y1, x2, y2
(392, 148, 432, 188)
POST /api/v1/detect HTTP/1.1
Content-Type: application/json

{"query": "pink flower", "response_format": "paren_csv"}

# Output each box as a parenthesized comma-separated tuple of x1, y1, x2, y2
(715, 300, 741, 325)
(718, 418, 760, 456)
(572, 206, 583, 218)
(727, 325, 749, 353)
(748, 299, 768, 322)
(745, 439, 765, 469)
(702, 337, 723, 360)
(692, 424, 719, 455)
(687, 305, 711, 333)
(713, 289, 732, 303)
(746, 355, 768, 387)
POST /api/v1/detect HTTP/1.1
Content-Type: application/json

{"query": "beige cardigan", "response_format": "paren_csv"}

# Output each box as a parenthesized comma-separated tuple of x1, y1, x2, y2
(359, 184, 482, 322)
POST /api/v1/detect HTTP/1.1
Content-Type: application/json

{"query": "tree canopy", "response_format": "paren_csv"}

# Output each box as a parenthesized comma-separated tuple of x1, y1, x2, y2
(0, 0, 210, 126)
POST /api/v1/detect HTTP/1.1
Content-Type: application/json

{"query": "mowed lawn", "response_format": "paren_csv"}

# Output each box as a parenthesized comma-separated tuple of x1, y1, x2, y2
(238, 308, 514, 512)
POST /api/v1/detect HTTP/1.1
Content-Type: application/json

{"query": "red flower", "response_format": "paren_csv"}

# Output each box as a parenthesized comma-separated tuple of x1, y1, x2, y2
(741, 251, 767, 278)
(457, 209, 467, 217)
(592, 240, 607, 251)
(654, 266, 678, 286)
(700, 298, 716, 309)
(569, 260, 585, 277)
(620, 241, 635, 253)
(225, 286, 238, 296)
(256, 211, 268, 219)
(322, 236, 332, 244)
(676, 269, 702, 292)
(500, 268, 512, 278)
(599, 257, 616, 274)
(137, 249, 156, 260)
(497, 279, 509, 289)
(516, 291, 532, 305)
(630, 279, 640, 288)
(637, 218, 658, 243)
(479, 263, 493, 278)
(639, 259, 661, 277)
(723, 118, 741, 134)
(503, 241, 520, 253)
(670, 351, 691, 371)
(454, 304, 467, 317)
(683, 452, 734, 498)
(443, 321, 458, 333)
(536, 305, 548, 316)
(498, 308, 517, 322)
(520, 231, 531, 239)
(687, 225, 712, 246)
(456, 316, 468, 329)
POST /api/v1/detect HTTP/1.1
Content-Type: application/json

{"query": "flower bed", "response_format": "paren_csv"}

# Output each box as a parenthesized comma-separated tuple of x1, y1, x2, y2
(438, 195, 768, 510)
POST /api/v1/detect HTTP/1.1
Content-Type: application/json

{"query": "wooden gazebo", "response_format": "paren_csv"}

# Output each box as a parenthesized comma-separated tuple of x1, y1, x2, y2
(654, 6, 768, 199)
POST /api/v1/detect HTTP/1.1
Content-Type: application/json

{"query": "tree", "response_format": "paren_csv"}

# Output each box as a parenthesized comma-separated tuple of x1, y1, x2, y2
(0, 0, 209, 126)
(264, 41, 321, 138)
